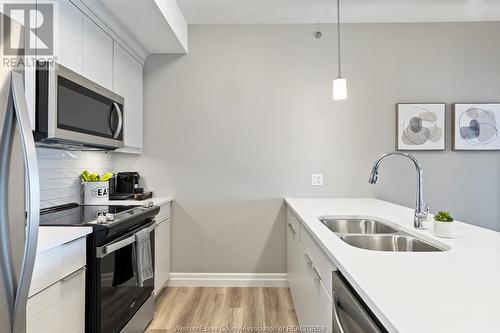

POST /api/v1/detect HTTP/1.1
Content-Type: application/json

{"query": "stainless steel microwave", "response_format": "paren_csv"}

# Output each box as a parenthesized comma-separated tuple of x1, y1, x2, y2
(34, 62, 124, 150)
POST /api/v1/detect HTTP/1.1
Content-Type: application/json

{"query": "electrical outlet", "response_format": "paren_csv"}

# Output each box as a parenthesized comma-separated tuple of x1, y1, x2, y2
(311, 174, 323, 186)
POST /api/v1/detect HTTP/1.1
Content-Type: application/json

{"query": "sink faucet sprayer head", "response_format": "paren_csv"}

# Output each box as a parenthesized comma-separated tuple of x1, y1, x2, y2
(368, 164, 379, 184)
(368, 170, 378, 184)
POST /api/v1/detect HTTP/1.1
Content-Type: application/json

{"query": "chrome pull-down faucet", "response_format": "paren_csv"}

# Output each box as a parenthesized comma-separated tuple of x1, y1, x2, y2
(368, 152, 429, 229)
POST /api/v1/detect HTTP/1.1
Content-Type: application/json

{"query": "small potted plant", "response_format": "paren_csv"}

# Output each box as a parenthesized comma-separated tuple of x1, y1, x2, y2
(433, 211, 455, 238)
(81, 170, 114, 205)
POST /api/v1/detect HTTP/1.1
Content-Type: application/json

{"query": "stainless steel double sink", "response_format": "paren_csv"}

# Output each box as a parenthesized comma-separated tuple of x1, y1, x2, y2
(319, 218, 446, 252)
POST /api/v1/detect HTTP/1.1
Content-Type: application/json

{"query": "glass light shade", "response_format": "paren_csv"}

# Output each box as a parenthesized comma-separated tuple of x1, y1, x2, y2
(333, 77, 347, 100)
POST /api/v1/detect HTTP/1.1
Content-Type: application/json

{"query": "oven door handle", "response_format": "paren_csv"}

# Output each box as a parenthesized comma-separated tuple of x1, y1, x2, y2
(96, 222, 157, 258)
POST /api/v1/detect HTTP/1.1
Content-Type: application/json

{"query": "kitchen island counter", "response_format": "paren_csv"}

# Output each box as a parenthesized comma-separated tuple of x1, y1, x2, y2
(286, 197, 500, 333)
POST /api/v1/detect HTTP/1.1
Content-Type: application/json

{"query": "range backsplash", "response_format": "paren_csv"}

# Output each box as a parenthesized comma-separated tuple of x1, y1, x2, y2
(37, 147, 115, 209)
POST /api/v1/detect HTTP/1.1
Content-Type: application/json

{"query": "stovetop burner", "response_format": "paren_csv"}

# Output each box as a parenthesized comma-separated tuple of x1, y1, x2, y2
(40, 202, 161, 245)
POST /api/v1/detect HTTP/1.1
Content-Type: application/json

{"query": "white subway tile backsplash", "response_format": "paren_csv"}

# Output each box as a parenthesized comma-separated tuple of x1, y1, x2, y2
(36, 147, 114, 208)
(74, 159, 114, 169)
(59, 168, 82, 179)
(38, 159, 74, 169)
(40, 189, 62, 200)
(39, 168, 61, 180)
(40, 178, 80, 190)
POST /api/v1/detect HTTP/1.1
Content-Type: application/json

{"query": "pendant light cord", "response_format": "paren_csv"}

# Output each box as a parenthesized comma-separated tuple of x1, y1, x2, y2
(337, 0, 342, 78)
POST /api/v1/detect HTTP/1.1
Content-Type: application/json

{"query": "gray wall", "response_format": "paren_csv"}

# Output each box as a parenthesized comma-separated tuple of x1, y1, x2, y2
(115, 22, 500, 273)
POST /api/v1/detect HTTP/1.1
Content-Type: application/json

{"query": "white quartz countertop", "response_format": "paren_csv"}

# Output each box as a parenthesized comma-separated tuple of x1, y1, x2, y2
(37, 226, 92, 255)
(90, 196, 173, 206)
(285, 198, 500, 333)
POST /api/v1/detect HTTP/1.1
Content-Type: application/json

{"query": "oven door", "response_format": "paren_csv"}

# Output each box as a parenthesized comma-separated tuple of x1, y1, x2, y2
(96, 224, 155, 333)
(36, 62, 124, 149)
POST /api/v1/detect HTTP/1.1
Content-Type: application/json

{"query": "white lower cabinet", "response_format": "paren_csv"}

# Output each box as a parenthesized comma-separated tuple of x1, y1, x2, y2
(154, 202, 171, 296)
(27, 267, 85, 333)
(27, 237, 87, 333)
(287, 208, 334, 333)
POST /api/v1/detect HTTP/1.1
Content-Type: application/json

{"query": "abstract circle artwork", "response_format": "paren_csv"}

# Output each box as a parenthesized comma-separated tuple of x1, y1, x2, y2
(453, 103, 500, 150)
(397, 103, 446, 150)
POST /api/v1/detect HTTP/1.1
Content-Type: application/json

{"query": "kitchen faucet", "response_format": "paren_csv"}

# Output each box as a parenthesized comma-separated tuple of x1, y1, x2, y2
(368, 152, 429, 229)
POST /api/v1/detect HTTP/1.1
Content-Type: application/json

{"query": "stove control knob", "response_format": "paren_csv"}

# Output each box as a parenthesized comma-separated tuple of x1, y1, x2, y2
(106, 213, 115, 221)
(96, 215, 107, 224)
(142, 201, 153, 208)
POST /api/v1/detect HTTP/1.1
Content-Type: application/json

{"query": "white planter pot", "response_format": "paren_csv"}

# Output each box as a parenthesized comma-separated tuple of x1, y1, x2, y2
(83, 181, 109, 205)
(433, 220, 455, 238)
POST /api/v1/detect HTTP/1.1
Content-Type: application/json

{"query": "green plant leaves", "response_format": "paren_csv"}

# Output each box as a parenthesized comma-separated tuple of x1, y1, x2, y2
(81, 170, 114, 182)
(434, 211, 454, 222)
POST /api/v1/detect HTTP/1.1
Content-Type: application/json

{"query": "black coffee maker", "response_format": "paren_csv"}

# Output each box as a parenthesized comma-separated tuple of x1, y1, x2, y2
(109, 172, 143, 200)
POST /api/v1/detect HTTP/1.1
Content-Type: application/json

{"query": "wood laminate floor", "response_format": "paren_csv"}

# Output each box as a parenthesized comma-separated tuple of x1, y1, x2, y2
(147, 287, 299, 333)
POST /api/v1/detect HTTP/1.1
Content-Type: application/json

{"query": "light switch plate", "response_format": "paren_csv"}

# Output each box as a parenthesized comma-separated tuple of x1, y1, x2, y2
(311, 174, 323, 186)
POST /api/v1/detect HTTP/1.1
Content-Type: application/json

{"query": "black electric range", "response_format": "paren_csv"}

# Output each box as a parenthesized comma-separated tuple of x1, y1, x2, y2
(40, 203, 160, 333)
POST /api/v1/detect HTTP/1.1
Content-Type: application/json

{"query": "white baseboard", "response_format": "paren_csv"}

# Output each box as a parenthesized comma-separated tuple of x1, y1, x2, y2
(167, 273, 288, 287)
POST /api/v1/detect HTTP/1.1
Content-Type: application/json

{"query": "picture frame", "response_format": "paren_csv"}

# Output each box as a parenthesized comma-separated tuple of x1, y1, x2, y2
(452, 103, 500, 151)
(396, 103, 446, 151)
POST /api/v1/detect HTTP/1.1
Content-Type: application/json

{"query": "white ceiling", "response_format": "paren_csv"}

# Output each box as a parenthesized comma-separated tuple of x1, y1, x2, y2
(96, 0, 188, 54)
(177, 0, 500, 24)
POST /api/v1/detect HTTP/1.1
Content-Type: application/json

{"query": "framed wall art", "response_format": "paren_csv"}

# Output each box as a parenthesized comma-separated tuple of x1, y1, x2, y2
(453, 103, 500, 151)
(396, 103, 446, 151)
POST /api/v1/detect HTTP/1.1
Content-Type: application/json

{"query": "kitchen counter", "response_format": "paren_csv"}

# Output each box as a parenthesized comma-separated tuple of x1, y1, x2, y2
(37, 226, 92, 255)
(285, 198, 500, 333)
(95, 196, 173, 206)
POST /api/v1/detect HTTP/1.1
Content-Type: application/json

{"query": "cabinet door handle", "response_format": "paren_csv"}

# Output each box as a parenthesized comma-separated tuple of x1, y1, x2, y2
(311, 264, 321, 281)
(61, 267, 86, 283)
(287, 223, 296, 234)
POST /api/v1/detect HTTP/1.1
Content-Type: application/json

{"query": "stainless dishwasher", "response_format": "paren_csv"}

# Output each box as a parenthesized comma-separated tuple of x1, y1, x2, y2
(333, 272, 386, 333)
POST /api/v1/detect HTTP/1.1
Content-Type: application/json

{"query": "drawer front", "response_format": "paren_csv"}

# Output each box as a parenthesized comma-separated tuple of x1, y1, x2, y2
(156, 202, 171, 222)
(27, 268, 86, 333)
(293, 238, 333, 333)
(301, 226, 336, 297)
(30, 237, 86, 297)
(310, 279, 333, 333)
(286, 207, 301, 240)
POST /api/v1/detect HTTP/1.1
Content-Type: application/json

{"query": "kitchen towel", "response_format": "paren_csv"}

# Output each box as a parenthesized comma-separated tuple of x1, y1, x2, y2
(134, 226, 154, 287)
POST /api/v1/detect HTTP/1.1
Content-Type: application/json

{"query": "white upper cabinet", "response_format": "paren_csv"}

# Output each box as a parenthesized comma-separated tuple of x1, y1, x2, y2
(113, 42, 143, 150)
(57, 0, 83, 74)
(82, 16, 113, 90)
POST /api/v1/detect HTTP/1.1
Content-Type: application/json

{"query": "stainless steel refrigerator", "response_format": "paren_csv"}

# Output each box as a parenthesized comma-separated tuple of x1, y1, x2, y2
(0, 12, 40, 333)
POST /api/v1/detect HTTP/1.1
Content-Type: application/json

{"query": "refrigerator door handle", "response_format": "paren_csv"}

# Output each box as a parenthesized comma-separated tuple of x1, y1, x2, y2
(0, 79, 16, 331)
(10, 72, 40, 333)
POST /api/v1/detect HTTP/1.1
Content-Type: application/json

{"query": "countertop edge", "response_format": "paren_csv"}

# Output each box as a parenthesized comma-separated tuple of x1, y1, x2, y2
(37, 226, 93, 255)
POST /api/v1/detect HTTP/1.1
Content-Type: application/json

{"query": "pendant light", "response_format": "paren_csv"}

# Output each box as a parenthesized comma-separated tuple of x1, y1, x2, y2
(332, 0, 347, 100)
